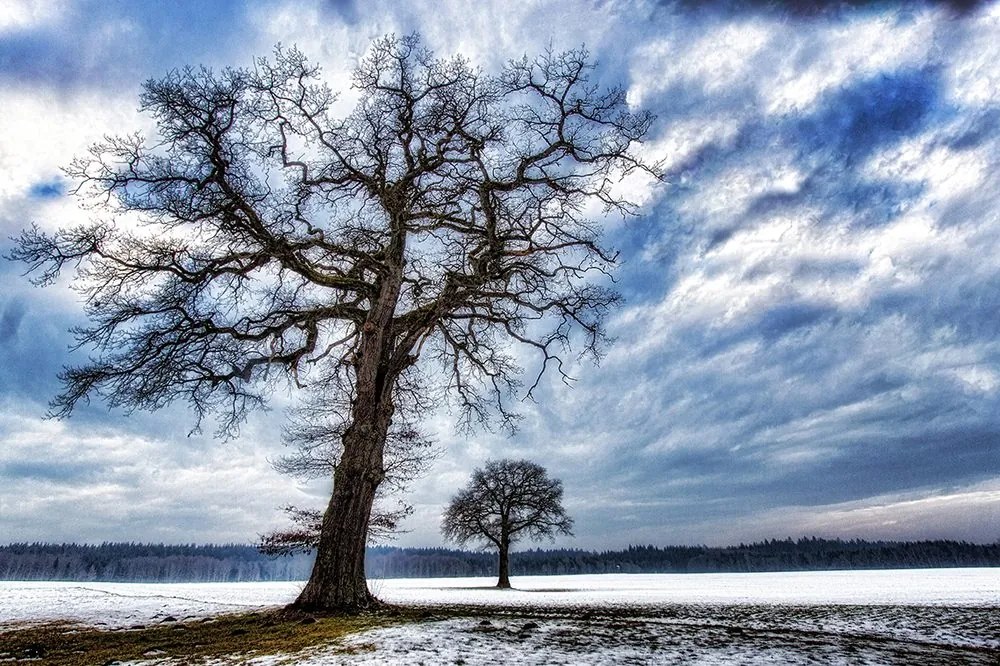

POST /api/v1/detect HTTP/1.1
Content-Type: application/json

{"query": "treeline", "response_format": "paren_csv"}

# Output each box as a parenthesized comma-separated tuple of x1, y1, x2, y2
(0, 542, 313, 583)
(368, 538, 1000, 578)
(1, 538, 998, 582)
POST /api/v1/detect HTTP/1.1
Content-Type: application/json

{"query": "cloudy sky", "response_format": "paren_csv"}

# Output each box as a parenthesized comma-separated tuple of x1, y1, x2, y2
(1, 0, 999, 550)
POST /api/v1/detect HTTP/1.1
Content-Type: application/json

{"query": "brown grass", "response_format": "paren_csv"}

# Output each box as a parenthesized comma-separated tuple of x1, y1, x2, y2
(0, 607, 422, 665)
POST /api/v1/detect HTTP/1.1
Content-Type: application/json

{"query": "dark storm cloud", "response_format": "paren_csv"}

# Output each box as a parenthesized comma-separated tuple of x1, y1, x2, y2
(777, 427, 1000, 500)
(754, 302, 836, 342)
(799, 70, 940, 158)
(947, 108, 1000, 150)
(612, 309, 1000, 500)
(585, 314, 1000, 530)
(324, 0, 359, 22)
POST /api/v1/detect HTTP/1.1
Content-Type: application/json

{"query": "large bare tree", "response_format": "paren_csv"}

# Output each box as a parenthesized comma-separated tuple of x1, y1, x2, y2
(11, 35, 656, 611)
(442, 458, 573, 588)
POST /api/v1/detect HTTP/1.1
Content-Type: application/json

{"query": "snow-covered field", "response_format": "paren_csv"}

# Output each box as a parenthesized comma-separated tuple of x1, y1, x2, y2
(2, 569, 998, 664)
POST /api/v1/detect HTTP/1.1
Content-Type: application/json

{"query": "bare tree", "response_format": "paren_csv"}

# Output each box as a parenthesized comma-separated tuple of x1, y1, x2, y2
(442, 458, 573, 588)
(10, 34, 656, 611)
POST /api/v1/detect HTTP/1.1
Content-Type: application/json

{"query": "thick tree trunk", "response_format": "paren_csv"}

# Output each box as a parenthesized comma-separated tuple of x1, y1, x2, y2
(292, 419, 387, 611)
(293, 216, 408, 612)
(291, 317, 397, 611)
(497, 538, 511, 589)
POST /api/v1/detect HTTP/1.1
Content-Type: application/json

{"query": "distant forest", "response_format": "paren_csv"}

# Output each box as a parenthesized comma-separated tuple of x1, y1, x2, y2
(1, 538, 997, 583)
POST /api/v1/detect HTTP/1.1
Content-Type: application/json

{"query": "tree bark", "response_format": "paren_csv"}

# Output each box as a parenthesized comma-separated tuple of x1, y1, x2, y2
(497, 536, 511, 588)
(293, 233, 405, 612)
(292, 416, 387, 611)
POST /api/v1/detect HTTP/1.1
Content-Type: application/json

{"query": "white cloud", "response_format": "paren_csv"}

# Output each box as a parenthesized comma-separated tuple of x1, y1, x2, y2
(0, 403, 301, 544)
(0, 0, 67, 32)
(742, 479, 1000, 543)
(948, 364, 1000, 394)
(629, 19, 772, 107)
(764, 9, 939, 115)
(647, 116, 742, 174)
(944, 3, 1000, 107)
(678, 152, 804, 222)
(866, 137, 988, 206)
(249, 0, 634, 85)
(0, 89, 144, 202)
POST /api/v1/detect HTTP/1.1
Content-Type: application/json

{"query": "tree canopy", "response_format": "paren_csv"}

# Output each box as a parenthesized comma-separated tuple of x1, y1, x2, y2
(443, 458, 573, 587)
(13, 35, 653, 436)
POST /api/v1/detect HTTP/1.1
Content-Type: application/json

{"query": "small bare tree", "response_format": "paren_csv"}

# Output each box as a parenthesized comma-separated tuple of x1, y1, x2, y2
(10, 34, 655, 611)
(442, 458, 573, 588)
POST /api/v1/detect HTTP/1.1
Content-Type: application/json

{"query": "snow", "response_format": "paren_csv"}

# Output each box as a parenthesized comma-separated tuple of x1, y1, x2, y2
(1, 569, 998, 664)
(0, 581, 300, 630)
(2, 568, 996, 631)
(371, 567, 1000, 608)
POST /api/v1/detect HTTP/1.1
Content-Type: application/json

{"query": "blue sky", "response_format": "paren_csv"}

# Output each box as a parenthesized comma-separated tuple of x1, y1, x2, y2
(1, 0, 998, 548)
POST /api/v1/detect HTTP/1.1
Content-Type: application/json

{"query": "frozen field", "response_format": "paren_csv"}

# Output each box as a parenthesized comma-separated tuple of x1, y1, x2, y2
(2, 569, 998, 664)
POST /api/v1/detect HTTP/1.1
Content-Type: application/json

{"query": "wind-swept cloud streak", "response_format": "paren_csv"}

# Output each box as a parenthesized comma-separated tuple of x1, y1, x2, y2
(1, 0, 998, 548)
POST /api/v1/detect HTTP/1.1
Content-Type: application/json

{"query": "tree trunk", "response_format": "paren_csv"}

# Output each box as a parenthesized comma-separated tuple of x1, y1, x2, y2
(497, 537, 511, 588)
(293, 219, 407, 612)
(291, 330, 396, 611)
(292, 418, 387, 611)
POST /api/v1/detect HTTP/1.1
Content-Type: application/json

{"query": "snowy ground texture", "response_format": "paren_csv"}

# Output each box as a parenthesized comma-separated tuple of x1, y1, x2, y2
(1, 569, 998, 664)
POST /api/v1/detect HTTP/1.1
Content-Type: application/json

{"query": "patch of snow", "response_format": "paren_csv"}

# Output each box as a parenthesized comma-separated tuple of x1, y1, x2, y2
(1, 569, 997, 631)
(0, 581, 301, 629)
(371, 568, 1000, 609)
